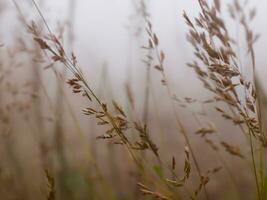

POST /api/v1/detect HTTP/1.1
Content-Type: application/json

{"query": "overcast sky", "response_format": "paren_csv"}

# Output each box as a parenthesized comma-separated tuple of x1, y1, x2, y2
(2, 0, 267, 95)
(46, 0, 267, 76)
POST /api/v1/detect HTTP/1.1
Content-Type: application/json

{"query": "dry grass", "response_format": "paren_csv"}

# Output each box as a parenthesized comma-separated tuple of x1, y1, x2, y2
(0, 0, 266, 199)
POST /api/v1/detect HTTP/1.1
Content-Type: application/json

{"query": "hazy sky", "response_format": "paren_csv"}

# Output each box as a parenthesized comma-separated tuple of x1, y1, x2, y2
(44, 0, 267, 77)
(2, 0, 267, 94)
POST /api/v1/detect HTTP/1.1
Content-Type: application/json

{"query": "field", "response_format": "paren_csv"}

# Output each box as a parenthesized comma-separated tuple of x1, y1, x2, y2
(0, 0, 267, 199)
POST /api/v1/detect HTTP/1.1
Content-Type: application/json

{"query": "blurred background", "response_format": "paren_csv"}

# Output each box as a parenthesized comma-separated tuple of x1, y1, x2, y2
(0, 0, 267, 199)
(1, 0, 267, 88)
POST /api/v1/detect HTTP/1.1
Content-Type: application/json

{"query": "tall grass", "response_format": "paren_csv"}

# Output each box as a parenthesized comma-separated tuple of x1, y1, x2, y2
(0, 0, 266, 199)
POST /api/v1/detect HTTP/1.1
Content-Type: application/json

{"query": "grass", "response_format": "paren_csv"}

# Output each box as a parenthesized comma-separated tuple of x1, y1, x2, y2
(0, 0, 266, 199)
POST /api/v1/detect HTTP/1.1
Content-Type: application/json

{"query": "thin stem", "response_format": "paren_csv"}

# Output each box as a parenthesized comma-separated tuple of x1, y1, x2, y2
(249, 129, 262, 200)
(149, 32, 209, 199)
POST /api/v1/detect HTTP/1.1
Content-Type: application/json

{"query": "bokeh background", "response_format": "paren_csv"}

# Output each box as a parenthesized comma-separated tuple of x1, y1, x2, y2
(0, 0, 267, 200)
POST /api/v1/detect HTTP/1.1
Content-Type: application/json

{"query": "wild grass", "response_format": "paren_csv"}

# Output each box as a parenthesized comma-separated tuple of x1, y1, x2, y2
(0, 0, 266, 199)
